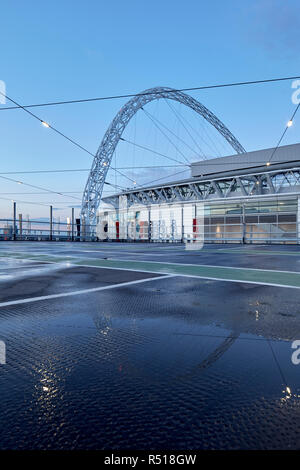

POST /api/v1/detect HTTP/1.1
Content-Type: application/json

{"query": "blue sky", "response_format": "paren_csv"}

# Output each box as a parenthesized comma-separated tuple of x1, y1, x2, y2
(0, 0, 300, 219)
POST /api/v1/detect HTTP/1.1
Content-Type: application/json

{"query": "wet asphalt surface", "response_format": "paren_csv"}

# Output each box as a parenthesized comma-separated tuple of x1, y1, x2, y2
(1, 240, 300, 271)
(0, 242, 300, 449)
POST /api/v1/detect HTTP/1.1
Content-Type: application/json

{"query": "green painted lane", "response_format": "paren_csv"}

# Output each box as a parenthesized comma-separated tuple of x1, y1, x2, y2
(73, 258, 300, 288)
(1, 251, 300, 288)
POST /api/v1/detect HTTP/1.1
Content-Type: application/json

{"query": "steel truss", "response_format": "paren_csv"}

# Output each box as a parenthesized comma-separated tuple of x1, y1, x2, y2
(102, 167, 300, 208)
(81, 86, 245, 224)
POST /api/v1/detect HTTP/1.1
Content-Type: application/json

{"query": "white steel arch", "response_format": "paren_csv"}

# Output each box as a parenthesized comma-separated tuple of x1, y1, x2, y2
(81, 86, 245, 224)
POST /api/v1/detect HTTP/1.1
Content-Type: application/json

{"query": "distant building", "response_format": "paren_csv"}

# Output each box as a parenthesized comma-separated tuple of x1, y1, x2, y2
(98, 143, 300, 244)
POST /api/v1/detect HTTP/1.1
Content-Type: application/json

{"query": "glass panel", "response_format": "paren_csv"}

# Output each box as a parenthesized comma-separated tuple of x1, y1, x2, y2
(244, 204, 258, 213)
(278, 223, 297, 232)
(225, 224, 242, 233)
(245, 215, 258, 223)
(206, 204, 242, 215)
(277, 204, 297, 212)
(259, 215, 277, 223)
(278, 214, 296, 222)
(225, 216, 241, 224)
(210, 216, 225, 224)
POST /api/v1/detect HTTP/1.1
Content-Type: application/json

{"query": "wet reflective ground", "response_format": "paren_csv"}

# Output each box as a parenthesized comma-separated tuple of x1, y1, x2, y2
(0, 242, 299, 449)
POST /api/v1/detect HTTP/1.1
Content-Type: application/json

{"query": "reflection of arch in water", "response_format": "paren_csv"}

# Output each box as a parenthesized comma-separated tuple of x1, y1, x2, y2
(92, 311, 238, 384)
(176, 334, 238, 382)
(81, 86, 246, 224)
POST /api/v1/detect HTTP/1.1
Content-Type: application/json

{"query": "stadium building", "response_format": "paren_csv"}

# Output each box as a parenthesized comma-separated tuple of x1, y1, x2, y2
(97, 143, 300, 244)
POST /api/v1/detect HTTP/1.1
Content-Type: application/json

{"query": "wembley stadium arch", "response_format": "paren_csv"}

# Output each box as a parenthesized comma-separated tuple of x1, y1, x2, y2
(81, 86, 246, 226)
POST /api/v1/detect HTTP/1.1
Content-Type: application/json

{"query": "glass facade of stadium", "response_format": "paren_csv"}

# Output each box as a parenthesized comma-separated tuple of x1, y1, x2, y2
(97, 196, 299, 244)
(97, 145, 300, 244)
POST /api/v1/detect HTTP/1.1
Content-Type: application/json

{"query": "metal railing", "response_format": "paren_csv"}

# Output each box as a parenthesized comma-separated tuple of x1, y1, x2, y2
(100, 220, 299, 244)
(0, 218, 97, 242)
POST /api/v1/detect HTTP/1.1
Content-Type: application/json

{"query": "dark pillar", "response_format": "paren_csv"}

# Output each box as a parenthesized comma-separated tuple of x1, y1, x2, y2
(71, 208, 74, 242)
(50, 205, 53, 241)
(76, 218, 81, 240)
(13, 201, 16, 241)
(19, 214, 22, 240)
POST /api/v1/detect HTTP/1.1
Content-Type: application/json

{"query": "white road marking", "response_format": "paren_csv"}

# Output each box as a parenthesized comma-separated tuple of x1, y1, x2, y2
(0, 274, 175, 308)
(2, 250, 300, 275)
(64, 262, 300, 290)
(1, 252, 300, 289)
(93, 257, 300, 275)
(31, 259, 300, 290)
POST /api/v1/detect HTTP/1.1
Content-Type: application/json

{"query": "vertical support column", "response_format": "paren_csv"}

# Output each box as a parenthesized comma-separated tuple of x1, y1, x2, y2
(148, 206, 151, 242)
(19, 214, 22, 240)
(195, 202, 204, 247)
(183, 204, 194, 244)
(126, 205, 128, 241)
(181, 205, 184, 243)
(76, 218, 81, 240)
(298, 197, 300, 244)
(13, 201, 16, 241)
(158, 205, 161, 242)
(242, 203, 246, 244)
(192, 204, 197, 242)
(118, 195, 126, 241)
(82, 219, 85, 242)
(49, 205, 53, 241)
(71, 208, 74, 242)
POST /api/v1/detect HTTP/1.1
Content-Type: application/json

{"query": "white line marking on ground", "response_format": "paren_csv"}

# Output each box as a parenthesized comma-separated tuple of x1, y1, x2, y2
(98, 257, 300, 275)
(37, 260, 300, 290)
(164, 275, 300, 290)
(0, 274, 175, 308)
(2, 250, 300, 275)
(1, 252, 300, 289)
(65, 263, 300, 290)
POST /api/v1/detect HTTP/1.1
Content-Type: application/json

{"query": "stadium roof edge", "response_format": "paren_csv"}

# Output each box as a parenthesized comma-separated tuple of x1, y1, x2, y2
(101, 143, 300, 201)
(191, 142, 300, 177)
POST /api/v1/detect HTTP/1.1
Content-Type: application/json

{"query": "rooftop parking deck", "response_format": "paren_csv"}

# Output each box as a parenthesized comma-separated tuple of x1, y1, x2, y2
(0, 242, 299, 449)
